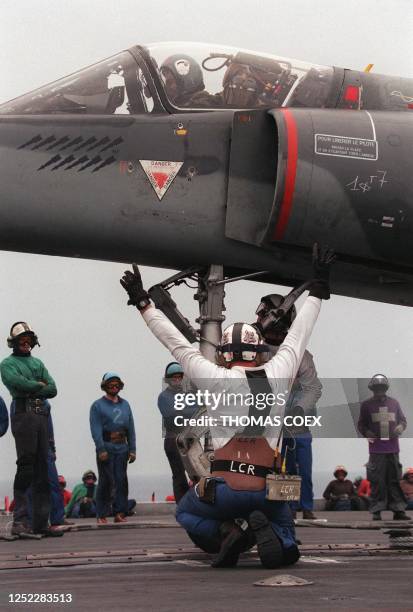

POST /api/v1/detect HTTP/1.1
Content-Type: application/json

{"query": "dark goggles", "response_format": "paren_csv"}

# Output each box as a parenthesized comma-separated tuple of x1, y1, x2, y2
(255, 302, 268, 317)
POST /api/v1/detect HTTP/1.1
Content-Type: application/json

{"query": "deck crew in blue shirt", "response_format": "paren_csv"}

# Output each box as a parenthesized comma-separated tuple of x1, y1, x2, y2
(90, 372, 136, 524)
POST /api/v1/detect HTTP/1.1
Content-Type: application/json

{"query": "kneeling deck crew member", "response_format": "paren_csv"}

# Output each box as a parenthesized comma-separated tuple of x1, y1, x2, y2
(120, 247, 333, 568)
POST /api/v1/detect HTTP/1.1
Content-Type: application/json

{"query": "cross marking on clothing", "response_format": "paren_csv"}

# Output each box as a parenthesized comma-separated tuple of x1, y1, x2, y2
(372, 406, 395, 439)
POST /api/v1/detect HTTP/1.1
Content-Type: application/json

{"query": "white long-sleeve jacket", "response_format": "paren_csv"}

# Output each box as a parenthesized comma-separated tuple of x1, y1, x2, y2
(142, 296, 321, 449)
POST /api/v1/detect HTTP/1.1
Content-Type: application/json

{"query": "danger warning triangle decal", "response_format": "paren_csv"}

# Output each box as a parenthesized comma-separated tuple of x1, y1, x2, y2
(139, 160, 183, 200)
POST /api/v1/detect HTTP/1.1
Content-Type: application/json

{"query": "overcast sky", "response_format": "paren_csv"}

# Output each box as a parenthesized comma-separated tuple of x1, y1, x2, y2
(0, 0, 412, 496)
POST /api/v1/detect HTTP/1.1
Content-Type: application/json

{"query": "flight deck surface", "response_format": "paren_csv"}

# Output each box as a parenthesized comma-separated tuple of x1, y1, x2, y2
(0, 510, 412, 611)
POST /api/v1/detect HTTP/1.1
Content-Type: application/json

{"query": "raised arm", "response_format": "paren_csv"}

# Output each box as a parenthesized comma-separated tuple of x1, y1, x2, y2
(120, 265, 221, 381)
(264, 244, 334, 384)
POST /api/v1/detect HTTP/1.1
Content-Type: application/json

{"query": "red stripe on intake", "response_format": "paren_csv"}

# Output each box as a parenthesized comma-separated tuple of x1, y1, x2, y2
(273, 108, 298, 241)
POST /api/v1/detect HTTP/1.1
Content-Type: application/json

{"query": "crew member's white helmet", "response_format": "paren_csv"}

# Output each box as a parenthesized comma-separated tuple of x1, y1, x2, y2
(217, 322, 267, 363)
(7, 321, 39, 348)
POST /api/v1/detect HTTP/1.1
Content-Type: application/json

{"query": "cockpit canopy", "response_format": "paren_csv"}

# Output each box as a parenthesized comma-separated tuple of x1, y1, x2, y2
(0, 42, 334, 115)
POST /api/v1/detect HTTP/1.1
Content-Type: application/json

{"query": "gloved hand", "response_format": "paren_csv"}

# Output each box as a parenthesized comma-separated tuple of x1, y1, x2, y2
(98, 451, 109, 462)
(120, 263, 151, 310)
(309, 243, 336, 300)
(128, 452, 136, 464)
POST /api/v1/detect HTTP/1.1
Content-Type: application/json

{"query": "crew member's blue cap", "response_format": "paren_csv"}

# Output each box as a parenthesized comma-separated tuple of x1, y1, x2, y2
(102, 371, 122, 383)
(165, 362, 184, 378)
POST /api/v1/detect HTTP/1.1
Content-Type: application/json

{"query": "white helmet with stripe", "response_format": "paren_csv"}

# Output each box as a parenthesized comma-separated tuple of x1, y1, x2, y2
(217, 322, 267, 363)
(7, 321, 39, 348)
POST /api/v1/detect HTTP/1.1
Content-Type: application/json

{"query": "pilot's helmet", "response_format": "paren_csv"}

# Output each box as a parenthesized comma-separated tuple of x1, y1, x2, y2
(222, 63, 261, 107)
(160, 55, 205, 102)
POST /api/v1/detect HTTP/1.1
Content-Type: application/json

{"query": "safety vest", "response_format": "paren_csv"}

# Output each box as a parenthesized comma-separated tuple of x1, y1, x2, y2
(211, 437, 275, 491)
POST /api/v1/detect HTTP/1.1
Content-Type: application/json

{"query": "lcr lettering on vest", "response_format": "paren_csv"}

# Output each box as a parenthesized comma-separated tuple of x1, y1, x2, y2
(280, 485, 295, 494)
(229, 461, 256, 475)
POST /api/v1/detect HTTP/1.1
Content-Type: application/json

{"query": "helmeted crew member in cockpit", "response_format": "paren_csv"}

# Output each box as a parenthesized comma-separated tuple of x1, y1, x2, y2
(160, 55, 223, 108)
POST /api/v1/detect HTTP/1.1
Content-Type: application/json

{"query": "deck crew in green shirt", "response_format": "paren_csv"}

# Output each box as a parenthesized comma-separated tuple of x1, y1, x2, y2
(0, 321, 59, 537)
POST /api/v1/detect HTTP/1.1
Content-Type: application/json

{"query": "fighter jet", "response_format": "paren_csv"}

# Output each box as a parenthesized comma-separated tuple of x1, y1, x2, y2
(1, 42, 413, 305)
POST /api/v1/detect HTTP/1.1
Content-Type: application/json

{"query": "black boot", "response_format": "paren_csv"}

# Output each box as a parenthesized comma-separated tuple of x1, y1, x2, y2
(11, 523, 39, 538)
(372, 511, 382, 521)
(35, 527, 64, 537)
(248, 511, 283, 569)
(393, 511, 411, 521)
(211, 522, 246, 568)
(302, 510, 317, 520)
(283, 544, 301, 566)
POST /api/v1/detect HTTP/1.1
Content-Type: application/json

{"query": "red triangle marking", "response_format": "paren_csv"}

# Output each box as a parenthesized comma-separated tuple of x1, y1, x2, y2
(152, 172, 168, 190)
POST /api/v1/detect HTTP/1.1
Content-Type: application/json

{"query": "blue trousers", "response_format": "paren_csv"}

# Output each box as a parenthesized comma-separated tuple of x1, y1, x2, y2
(27, 450, 64, 526)
(70, 500, 97, 518)
(96, 451, 128, 518)
(176, 479, 297, 550)
(282, 436, 314, 511)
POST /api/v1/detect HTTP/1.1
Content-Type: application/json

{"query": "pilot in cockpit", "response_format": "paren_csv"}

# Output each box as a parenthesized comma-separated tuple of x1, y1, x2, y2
(221, 60, 288, 108)
(221, 63, 263, 107)
(160, 55, 223, 108)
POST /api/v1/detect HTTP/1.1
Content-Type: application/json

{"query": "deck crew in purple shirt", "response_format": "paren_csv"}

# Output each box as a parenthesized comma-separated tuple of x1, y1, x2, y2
(358, 374, 410, 521)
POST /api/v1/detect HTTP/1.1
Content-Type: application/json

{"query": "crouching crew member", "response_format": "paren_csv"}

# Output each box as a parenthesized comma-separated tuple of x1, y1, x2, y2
(58, 475, 72, 508)
(323, 466, 359, 510)
(120, 245, 334, 568)
(65, 471, 97, 518)
(400, 468, 413, 510)
(90, 373, 136, 524)
(0, 322, 58, 537)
